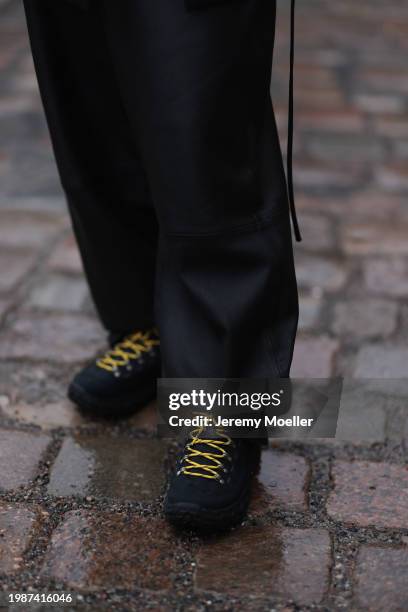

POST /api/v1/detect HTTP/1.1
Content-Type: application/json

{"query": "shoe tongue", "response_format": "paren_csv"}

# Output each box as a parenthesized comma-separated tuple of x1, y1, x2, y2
(108, 331, 128, 348)
(186, 427, 226, 460)
(109, 328, 156, 348)
(197, 425, 221, 440)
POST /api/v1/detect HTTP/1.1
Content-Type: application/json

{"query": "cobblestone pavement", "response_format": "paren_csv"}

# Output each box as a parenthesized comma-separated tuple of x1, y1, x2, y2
(0, 0, 408, 610)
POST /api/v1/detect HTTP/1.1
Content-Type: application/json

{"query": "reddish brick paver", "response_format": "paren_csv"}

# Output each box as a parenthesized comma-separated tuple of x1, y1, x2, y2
(250, 451, 310, 515)
(41, 512, 184, 591)
(327, 461, 408, 529)
(0, 503, 38, 574)
(363, 258, 408, 298)
(195, 526, 331, 605)
(342, 221, 408, 256)
(47, 234, 84, 274)
(354, 546, 408, 611)
(291, 336, 339, 378)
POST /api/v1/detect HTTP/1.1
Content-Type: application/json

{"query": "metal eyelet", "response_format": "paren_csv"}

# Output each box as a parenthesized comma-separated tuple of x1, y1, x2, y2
(219, 478, 225, 485)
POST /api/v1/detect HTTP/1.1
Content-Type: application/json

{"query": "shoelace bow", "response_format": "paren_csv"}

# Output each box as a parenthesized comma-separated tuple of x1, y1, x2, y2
(179, 427, 233, 481)
(96, 328, 160, 372)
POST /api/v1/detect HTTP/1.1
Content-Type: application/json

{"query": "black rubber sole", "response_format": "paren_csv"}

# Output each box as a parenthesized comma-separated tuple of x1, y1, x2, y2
(67, 380, 156, 419)
(164, 482, 252, 533)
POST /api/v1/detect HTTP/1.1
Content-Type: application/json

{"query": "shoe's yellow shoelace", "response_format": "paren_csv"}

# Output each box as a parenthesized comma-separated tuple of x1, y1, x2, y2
(180, 427, 233, 481)
(96, 329, 160, 372)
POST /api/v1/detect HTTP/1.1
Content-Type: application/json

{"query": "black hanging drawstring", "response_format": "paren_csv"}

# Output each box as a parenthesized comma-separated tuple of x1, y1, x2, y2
(287, 0, 302, 242)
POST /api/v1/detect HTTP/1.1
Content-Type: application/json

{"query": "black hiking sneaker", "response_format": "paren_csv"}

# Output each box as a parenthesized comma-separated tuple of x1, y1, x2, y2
(67, 328, 160, 417)
(164, 427, 261, 532)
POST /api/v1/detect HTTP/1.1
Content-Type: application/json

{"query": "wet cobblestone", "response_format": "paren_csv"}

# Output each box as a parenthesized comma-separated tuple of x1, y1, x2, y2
(48, 436, 167, 502)
(0, 503, 39, 574)
(327, 460, 408, 529)
(1, 0, 408, 609)
(41, 512, 185, 591)
(354, 545, 408, 611)
(195, 526, 331, 605)
(250, 451, 310, 515)
(0, 429, 50, 491)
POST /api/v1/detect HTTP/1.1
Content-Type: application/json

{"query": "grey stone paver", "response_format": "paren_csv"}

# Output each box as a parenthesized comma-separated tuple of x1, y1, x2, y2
(0, 297, 11, 320)
(27, 275, 89, 312)
(363, 258, 408, 298)
(1, 397, 159, 431)
(0, 313, 105, 363)
(336, 382, 388, 442)
(0, 211, 65, 250)
(1, 400, 90, 429)
(297, 213, 335, 252)
(291, 336, 339, 378)
(354, 345, 408, 378)
(0, 0, 408, 608)
(195, 527, 331, 605)
(295, 254, 348, 292)
(298, 293, 323, 332)
(0, 429, 50, 491)
(250, 451, 310, 515)
(354, 546, 408, 611)
(332, 299, 398, 339)
(48, 436, 167, 502)
(0, 250, 34, 292)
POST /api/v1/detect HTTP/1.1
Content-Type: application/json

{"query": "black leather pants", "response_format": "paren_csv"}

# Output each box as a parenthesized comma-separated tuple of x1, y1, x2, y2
(23, 0, 298, 377)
